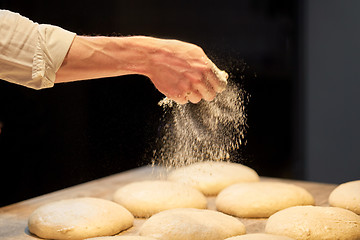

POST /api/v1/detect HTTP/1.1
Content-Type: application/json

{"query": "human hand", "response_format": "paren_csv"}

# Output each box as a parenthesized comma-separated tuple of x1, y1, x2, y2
(56, 36, 227, 104)
(141, 37, 228, 104)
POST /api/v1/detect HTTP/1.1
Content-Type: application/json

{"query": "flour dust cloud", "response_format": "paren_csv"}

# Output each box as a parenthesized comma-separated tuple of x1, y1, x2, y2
(152, 79, 248, 169)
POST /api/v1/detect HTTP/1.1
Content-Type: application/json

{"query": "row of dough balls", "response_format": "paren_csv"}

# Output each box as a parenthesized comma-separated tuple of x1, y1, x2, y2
(28, 198, 290, 240)
(113, 162, 315, 218)
(28, 161, 360, 240)
(28, 199, 360, 240)
(167, 161, 360, 215)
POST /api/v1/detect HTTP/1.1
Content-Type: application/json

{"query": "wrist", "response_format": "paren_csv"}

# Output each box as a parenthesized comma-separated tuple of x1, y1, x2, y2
(119, 36, 167, 77)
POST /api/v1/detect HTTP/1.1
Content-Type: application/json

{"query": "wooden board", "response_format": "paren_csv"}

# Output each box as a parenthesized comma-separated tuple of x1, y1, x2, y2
(0, 166, 337, 239)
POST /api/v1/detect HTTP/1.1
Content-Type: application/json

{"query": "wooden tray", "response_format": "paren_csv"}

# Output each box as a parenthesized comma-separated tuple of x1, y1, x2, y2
(0, 166, 337, 239)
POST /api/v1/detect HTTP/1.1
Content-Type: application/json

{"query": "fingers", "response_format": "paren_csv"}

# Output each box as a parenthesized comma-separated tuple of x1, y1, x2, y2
(187, 57, 228, 103)
(167, 92, 188, 105)
(193, 79, 216, 102)
(206, 60, 229, 93)
(170, 80, 202, 104)
(170, 64, 228, 105)
(180, 72, 213, 102)
(186, 90, 202, 104)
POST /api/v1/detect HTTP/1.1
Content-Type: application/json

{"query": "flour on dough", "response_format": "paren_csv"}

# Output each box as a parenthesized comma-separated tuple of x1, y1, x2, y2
(329, 179, 360, 214)
(113, 180, 207, 218)
(167, 161, 259, 195)
(139, 208, 246, 240)
(216, 182, 314, 218)
(265, 206, 360, 240)
(28, 197, 134, 240)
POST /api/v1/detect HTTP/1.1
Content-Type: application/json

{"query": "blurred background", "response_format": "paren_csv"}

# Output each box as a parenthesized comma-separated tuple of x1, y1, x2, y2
(0, 0, 359, 207)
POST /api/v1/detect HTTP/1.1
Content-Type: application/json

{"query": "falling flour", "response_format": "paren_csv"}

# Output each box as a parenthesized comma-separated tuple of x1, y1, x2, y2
(152, 79, 248, 169)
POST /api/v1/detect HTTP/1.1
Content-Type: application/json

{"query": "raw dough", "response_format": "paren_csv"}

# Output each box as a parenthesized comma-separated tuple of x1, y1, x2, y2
(85, 237, 157, 240)
(28, 197, 134, 240)
(167, 161, 259, 195)
(113, 180, 207, 218)
(329, 180, 360, 214)
(216, 182, 314, 217)
(139, 208, 246, 240)
(265, 206, 360, 240)
(225, 233, 295, 240)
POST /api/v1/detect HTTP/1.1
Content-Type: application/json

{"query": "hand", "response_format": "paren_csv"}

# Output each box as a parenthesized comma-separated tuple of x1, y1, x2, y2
(142, 38, 228, 104)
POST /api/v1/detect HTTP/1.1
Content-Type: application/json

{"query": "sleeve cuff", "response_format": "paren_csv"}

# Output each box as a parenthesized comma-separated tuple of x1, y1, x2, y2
(32, 24, 76, 89)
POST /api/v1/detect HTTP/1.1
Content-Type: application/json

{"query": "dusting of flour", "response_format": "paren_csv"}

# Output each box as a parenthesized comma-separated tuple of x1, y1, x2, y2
(152, 80, 248, 168)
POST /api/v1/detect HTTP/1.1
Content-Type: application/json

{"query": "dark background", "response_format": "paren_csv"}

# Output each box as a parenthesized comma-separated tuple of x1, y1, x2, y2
(1, 0, 359, 207)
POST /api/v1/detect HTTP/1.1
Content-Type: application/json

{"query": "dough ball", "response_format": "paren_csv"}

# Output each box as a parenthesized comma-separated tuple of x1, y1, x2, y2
(139, 208, 246, 240)
(225, 233, 295, 240)
(265, 206, 360, 240)
(28, 197, 134, 240)
(167, 161, 259, 195)
(216, 182, 315, 218)
(329, 180, 360, 214)
(113, 180, 207, 218)
(85, 237, 157, 240)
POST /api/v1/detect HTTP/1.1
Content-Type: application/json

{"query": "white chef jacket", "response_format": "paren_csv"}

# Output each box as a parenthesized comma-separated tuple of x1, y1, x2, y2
(0, 10, 76, 89)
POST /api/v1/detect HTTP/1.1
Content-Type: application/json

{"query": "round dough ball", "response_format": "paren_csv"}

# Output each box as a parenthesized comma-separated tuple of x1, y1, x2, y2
(28, 197, 134, 240)
(216, 182, 315, 218)
(329, 180, 360, 214)
(167, 161, 259, 195)
(113, 180, 207, 218)
(85, 237, 157, 240)
(225, 233, 295, 240)
(139, 208, 246, 240)
(265, 206, 360, 240)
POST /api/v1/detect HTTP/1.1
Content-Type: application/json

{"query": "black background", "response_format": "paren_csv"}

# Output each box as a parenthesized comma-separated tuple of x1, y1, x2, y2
(0, 0, 301, 207)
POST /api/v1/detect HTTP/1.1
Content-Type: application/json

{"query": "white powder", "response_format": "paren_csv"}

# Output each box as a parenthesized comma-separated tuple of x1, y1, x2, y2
(152, 80, 248, 168)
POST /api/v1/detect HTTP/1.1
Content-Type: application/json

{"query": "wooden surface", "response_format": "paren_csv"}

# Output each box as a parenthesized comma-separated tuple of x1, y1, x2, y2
(0, 166, 337, 239)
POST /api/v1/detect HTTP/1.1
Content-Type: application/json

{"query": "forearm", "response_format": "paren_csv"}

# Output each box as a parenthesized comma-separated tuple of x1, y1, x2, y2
(55, 35, 228, 104)
(55, 36, 153, 83)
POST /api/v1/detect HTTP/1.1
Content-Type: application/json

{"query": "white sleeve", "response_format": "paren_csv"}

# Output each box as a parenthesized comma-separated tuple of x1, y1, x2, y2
(0, 10, 76, 89)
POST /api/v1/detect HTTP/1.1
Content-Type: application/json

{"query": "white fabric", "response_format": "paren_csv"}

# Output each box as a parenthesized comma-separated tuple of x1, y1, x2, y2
(0, 10, 76, 89)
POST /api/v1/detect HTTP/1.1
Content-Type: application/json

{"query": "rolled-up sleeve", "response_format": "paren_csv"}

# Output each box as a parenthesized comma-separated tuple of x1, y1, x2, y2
(0, 10, 76, 89)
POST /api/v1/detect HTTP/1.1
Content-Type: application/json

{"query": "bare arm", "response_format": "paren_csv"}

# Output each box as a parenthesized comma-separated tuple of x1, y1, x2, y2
(56, 36, 228, 104)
